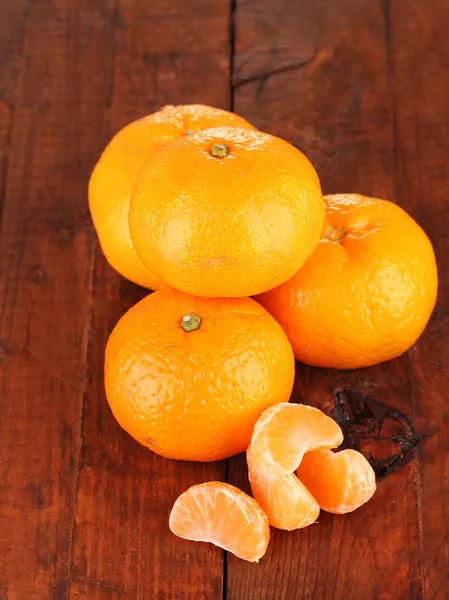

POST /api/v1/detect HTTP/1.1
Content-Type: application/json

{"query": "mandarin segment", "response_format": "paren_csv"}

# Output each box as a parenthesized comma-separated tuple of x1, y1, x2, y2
(169, 482, 270, 562)
(247, 445, 320, 531)
(297, 449, 376, 514)
(256, 193, 438, 369)
(129, 126, 324, 298)
(105, 289, 295, 462)
(250, 403, 343, 477)
(89, 104, 255, 288)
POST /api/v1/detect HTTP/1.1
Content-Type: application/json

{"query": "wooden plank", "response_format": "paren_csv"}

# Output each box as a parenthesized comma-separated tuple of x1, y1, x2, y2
(228, 1, 436, 598)
(0, 0, 29, 210)
(67, 1, 232, 598)
(0, 0, 112, 597)
(386, 1, 449, 596)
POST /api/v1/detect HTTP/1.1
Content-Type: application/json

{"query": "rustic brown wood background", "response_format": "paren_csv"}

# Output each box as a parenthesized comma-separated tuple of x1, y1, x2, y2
(1, 0, 448, 598)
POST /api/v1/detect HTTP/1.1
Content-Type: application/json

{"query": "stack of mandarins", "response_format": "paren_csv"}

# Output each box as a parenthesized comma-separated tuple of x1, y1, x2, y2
(89, 105, 438, 561)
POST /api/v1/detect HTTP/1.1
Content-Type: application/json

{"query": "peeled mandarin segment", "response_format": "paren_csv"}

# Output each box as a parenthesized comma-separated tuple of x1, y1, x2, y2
(169, 482, 270, 563)
(296, 449, 376, 514)
(247, 445, 319, 531)
(250, 403, 343, 477)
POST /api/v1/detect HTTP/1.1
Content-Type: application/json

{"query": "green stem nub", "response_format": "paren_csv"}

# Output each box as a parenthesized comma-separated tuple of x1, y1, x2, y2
(210, 143, 228, 158)
(185, 129, 193, 135)
(326, 227, 347, 242)
(181, 313, 202, 332)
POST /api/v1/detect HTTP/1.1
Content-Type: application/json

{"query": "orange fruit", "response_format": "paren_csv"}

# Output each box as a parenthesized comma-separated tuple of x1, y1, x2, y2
(129, 127, 324, 298)
(105, 289, 295, 461)
(249, 403, 343, 477)
(256, 193, 438, 369)
(89, 105, 255, 288)
(169, 482, 270, 562)
(247, 445, 320, 531)
(297, 449, 376, 514)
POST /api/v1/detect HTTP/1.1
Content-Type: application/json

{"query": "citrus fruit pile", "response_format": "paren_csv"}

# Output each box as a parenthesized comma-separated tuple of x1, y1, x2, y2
(90, 104, 437, 562)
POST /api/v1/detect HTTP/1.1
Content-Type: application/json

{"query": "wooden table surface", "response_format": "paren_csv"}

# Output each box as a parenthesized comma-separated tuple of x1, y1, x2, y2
(1, 1, 449, 598)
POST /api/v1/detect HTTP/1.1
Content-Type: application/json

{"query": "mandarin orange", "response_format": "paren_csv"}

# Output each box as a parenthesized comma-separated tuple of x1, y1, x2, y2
(105, 289, 295, 461)
(89, 105, 255, 288)
(129, 127, 324, 298)
(256, 193, 438, 369)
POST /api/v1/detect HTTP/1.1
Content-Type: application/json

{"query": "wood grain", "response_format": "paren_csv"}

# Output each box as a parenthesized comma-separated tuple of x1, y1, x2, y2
(66, 1, 232, 599)
(228, 0, 448, 598)
(0, 0, 99, 597)
(387, 1, 449, 596)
